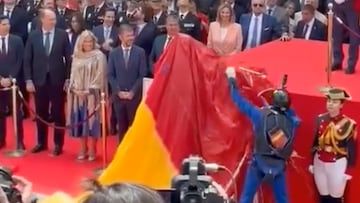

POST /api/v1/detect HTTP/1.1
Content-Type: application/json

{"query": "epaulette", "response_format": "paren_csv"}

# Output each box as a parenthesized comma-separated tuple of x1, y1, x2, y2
(343, 115, 357, 126)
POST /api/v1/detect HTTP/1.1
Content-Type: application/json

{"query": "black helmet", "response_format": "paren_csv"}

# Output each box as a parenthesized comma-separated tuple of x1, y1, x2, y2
(272, 89, 291, 111)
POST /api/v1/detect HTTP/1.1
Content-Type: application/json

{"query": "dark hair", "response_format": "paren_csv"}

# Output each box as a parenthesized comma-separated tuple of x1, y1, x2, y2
(70, 12, 85, 34)
(104, 8, 116, 16)
(302, 4, 315, 14)
(0, 15, 9, 23)
(81, 180, 165, 203)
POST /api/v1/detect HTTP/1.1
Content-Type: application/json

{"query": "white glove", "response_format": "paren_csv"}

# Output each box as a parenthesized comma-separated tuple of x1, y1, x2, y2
(344, 174, 352, 181)
(225, 67, 236, 78)
(308, 165, 314, 174)
(334, 0, 345, 4)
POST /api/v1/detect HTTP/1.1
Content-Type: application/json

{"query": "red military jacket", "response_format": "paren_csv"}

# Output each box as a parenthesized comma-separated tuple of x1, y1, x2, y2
(312, 113, 357, 175)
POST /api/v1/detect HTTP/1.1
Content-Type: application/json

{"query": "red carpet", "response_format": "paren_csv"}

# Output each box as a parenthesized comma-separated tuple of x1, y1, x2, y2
(226, 39, 360, 203)
(0, 117, 118, 196)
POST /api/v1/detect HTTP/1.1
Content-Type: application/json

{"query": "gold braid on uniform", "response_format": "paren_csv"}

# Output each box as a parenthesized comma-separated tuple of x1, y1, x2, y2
(318, 118, 355, 156)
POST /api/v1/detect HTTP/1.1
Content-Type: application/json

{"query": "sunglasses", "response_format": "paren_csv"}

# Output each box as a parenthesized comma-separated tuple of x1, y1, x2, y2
(253, 3, 264, 7)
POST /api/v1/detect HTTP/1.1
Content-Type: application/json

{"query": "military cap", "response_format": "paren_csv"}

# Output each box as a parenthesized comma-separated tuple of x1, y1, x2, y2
(324, 87, 351, 100)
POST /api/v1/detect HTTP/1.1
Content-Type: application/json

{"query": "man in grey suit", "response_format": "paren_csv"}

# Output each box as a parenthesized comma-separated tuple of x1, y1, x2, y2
(107, 24, 147, 143)
(265, 0, 289, 33)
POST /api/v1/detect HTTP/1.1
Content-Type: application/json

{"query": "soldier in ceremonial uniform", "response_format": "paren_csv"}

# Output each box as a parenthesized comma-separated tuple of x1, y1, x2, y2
(310, 88, 357, 203)
(83, 0, 108, 29)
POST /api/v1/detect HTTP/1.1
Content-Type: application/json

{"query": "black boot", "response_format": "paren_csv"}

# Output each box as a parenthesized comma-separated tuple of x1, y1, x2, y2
(319, 195, 331, 203)
(331, 197, 343, 203)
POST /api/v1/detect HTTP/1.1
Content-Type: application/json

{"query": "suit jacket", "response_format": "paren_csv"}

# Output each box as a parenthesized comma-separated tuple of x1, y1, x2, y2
(92, 24, 119, 57)
(0, 6, 29, 43)
(18, 0, 41, 19)
(294, 19, 326, 41)
(24, 28, 72, 86)
(55, 7, 75, 28)
(30, 15, 67, 31)
(0, 34, 24, 80)
(134, 22, 158, 59)
(179, 12, 201, 41)
(269, 6, 289, 33)
(239, 13, 282, 50)
(107, 45, 147, 97)
(84, 4, 108, 30)
(149, 34, 167, 74)
(153, 11, 167, 35)
(207, 22, 242, 55)
(294, 10, 327, 25)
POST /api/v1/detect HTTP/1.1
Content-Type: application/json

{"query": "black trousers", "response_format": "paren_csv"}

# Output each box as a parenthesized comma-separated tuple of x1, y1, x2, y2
(113, 95, 141, 143)
(0, 88, 24, 147)
(34, 76, 65, 148)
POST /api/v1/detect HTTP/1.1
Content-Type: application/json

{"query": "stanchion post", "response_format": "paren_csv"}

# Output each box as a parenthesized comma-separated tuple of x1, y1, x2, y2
(94, 92, 107, 175)
(327, 3, 334, 86)
(4, 78, 25, 157)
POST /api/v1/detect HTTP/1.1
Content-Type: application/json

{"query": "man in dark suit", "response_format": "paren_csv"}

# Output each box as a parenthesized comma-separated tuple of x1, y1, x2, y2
(92, 7, 118, 135)
(294, 4, 326, 41)
(17, 0, 42, 21)
(150, 0, 167, 34)
(149, 14, 180, 76)
(239, 0, 289, 50)
(177, 0, 201, 41)
(84, 0, 108, 29)
(0, 0, 29, 43)
(108, 24, 147, 143)
(92, 8, 119, 57)
(0, 15, 25, 150)
(24, 9, 71, 155)
(30, 0, 67, 30)
(133, 5, 158, 63)
(55, 0, 75, 28)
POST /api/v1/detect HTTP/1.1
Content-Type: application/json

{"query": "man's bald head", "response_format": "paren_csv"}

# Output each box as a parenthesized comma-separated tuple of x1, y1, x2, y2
(40, 9, 57, 31)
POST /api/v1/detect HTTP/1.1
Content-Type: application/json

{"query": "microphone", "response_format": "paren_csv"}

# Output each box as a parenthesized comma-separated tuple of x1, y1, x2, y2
(204, 163, 224, 173)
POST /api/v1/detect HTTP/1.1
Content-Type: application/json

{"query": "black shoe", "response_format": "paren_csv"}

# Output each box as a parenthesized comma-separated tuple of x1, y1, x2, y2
(345, 68, 355, 74)
(52, 147, 63, 156)
(331, 64, 342, 71)
(31, 145, 47, 153)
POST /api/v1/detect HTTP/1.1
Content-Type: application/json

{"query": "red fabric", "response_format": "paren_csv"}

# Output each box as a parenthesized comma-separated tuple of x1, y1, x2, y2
(355, 0, 360, 12)
(66, 0, 79, 10)
(196, 12, 209, 44)
(149, 35, 273, 199)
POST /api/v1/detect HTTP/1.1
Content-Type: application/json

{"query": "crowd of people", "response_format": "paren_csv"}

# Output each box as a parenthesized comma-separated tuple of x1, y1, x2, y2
(0, 0, 356, 163)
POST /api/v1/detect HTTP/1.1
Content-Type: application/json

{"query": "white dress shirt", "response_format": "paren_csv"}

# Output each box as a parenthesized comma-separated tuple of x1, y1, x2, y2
(246, 14, 263, 49)
(179, 11, 189, 20)
(42, 28, 55, 51)
(303, 17, 315, 40)
(3, 7, 13, 18)
(153, 11, 162, 23)
(0, 34, 9, 54)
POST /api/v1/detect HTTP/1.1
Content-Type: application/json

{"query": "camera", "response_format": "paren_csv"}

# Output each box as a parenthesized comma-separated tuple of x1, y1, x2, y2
(168, 155, 233, 203)
(0, 167, 22, 203)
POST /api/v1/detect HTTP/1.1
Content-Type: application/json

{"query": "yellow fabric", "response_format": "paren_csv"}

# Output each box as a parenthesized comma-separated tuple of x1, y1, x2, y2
(38, 192, 74, 203)
(98, 102, 178, 189)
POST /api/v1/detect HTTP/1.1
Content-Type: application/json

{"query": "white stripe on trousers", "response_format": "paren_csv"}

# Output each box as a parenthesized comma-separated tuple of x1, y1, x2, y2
(313, 153, 348, 197)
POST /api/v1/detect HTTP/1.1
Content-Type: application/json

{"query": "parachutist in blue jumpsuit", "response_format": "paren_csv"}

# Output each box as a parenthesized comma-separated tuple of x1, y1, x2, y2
(225, 68, 300, 203)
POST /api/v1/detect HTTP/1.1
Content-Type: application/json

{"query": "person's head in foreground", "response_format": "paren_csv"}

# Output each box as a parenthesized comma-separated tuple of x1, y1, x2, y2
(80, 180, 165, 203)
(324, 87, 350, 117)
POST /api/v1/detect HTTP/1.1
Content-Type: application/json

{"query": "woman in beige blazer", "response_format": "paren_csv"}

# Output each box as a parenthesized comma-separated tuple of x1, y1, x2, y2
(207, 3, 243, 56)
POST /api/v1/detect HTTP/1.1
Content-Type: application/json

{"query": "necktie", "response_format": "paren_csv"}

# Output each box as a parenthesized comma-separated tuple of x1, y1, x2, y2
(302, 24, 309, 38)
(60, 10, 64, 16)
(5, 10, 10, 17)
(267, 9, 272, 15)
(124, 48, 130, 68)
(250, 17, 259, 48)
(44, 32, 51, 55)
(105, 28, 110, 39)
(180, 14, 184, 20)
(95, 7, 100, 13)
(153, 16, 157, 23)
(1, 37, 6, 54)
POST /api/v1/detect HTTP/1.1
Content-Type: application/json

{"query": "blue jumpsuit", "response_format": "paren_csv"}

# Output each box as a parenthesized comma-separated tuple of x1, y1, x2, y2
(227, 79, 300, 203)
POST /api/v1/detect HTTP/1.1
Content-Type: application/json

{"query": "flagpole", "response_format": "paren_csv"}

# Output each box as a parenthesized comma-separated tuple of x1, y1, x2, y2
(327, 3, 334, 87)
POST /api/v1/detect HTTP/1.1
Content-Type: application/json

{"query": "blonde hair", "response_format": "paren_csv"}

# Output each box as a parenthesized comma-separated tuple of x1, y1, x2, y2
(216, 3, 235, 23)
(73, 30, 100, 58)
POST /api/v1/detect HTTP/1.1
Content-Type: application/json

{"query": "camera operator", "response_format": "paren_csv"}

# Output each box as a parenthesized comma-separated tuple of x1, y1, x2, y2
(0, 175, 32, 203)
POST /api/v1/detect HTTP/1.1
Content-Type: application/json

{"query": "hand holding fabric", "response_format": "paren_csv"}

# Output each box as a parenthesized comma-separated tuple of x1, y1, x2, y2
(12, 175, 33, 203)
(118, 91, 128, 99)
(0, 78, 12, 87)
